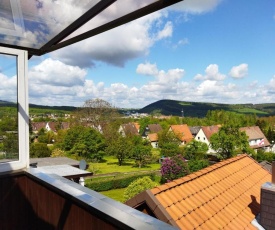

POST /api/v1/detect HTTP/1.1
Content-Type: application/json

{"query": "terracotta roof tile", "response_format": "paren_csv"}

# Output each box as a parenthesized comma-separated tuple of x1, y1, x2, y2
(176, 218, 193, 230)
(177, 184, 194, 198)
(200, 203, 216, 217)
(150, 187, 161, 195)
(155, 193, 174, 208)
(176, 201, 189, 216)
(194, 206, 209, 222)
(166, 205, 182, 220)
(129, 154, 270, 229)
(169, 124, 194, 143)
(188, 210, 205, 228)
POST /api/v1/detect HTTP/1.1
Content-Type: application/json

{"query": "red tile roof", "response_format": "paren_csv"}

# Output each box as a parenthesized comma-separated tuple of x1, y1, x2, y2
(147, 133, 158, 142)
(201, 125, 220, 141)
(170, 125, 193, 143)
(126, 154, 270, 229)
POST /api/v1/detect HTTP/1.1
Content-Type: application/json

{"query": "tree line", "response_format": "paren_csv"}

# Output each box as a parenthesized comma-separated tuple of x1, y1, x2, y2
(1, 98, 275, 166)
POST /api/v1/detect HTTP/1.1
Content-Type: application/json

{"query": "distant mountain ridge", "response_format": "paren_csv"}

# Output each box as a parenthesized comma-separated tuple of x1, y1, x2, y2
(1, 99, 275, 117)
(138, 99, 275, 117)
(0, 100, 77, 112)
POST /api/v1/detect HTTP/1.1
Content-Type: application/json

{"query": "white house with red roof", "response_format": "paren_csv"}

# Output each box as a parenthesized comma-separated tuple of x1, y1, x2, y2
(195, 125, 220, 153)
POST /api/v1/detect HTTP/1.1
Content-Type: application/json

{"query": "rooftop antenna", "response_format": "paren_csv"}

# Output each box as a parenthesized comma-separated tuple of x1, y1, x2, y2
(181, 108, 184, 124)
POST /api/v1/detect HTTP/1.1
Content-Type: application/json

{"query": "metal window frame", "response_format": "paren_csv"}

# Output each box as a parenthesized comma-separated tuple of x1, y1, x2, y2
(0, 46, 29, 172)
(0, 0, 183, 57)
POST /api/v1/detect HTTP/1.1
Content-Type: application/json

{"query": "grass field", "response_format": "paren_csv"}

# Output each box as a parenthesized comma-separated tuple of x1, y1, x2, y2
(100, 188, 126, 202)
(88, 155, 161, 175)
(232, 108, 268, 115)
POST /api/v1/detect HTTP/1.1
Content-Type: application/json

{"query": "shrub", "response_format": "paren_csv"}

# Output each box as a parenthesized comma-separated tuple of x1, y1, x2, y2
(160, 155, 189, 183)
(251, 150, 275, 163)
(188, 159, 209, 173)
(30, 143, 51, 158)
(160, 143, 183, 157)
(51, 148, 65, 158)
(86, 172, 156, 192)
(123, 176, 157, 201)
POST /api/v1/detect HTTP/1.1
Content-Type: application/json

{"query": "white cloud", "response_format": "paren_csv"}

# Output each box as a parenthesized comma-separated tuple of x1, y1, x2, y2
(268, 75, 275, 94)
(155, 21, 173, 40)
(24, 58, 275, 108)
(178, 38, 189, 46)
(194, 64, 226, 81)
(0, 73, 17, 102)
(169, 0, 222, 14)
(52, 10, 171, 68)
(29, 58, 87, 87)
(229, 63, 248, 79)
(136, 62, 159, 76)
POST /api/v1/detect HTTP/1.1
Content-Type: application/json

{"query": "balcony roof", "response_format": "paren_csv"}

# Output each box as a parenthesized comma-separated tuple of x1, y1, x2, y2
(0, 0, 183, 57)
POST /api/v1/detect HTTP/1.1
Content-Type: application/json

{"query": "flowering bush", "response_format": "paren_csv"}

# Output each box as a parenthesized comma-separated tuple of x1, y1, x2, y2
(160, 155, 189, 183)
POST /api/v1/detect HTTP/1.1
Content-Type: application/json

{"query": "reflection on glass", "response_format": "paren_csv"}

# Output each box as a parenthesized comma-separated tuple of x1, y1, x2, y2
(0, 53, 18, 162)
(0, 0, 101, 49)
(61, 0, 158, 42)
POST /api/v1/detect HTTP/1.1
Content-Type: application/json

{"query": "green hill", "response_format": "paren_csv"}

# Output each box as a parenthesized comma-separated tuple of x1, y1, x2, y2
(1, 99, 275, 118)
(138, 99, 274, 117)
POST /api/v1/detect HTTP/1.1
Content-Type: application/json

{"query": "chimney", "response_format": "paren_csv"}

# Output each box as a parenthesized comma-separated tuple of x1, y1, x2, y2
(260, 161, 275, 229)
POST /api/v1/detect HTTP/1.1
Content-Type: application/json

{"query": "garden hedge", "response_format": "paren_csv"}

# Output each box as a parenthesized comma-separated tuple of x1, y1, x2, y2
(85, 172, 156, 192)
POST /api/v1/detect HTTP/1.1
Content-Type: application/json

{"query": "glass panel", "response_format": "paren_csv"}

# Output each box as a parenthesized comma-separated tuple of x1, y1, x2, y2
(61, 0, 158, 42)
(0, 53, 18, 162)
(0, 0, 101, 49)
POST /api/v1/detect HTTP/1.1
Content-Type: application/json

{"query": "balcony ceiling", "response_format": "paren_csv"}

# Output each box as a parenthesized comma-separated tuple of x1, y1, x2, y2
(0, 0, 183, 57)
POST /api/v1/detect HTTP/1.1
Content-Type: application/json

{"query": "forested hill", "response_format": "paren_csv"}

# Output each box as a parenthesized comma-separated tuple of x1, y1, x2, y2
(138, 99, 275, 117)
(1, 99, 275, 118)
(0, 100, 77, 113)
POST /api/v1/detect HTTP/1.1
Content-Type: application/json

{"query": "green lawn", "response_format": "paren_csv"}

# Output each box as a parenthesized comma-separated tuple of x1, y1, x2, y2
(88, 155, 161, 175)
(100, 188, 126, 202)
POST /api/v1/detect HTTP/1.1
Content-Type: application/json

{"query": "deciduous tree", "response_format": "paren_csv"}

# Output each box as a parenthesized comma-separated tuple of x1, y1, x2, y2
(63, 126, 105, 161)
(105, 136, 132, 166)
(132, 145, 152, 168)
(210, 125, 250, 159)
(183, 140, 208, 160)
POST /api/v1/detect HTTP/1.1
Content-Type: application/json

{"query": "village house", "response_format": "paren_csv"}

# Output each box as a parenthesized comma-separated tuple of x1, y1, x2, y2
(126, 154, 272, 229)
(195, 125, 220, 153)
(32, 121, 70, 134)
(147, 133, 159, 148)
(168, 124, 194, 145)
(189, 126, 201, 138)
(118, 122, 140, 137)
(142, 124, 162, 138)
(240, 126, 271, 152)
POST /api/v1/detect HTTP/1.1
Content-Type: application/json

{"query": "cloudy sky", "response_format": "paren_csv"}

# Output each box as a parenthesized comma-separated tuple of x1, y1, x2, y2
(1, 0, 275, 108)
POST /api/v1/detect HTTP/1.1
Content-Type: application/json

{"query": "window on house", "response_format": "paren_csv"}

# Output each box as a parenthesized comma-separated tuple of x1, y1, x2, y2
(0, 47, 28, 172)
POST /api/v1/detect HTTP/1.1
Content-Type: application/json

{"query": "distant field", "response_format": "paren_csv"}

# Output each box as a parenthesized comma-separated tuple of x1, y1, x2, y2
(179, 102, 192, 106)
(232, 108, 268, 115)
(29, 108, 72, 115)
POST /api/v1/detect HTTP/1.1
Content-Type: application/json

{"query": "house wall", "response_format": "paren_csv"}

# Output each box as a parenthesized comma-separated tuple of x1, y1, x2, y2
(195, 129, 216, 153)
(150, 141, 158, 148)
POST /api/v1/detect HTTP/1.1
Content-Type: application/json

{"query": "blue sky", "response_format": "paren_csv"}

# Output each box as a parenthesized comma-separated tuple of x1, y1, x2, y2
(1, 0, 275, 108)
